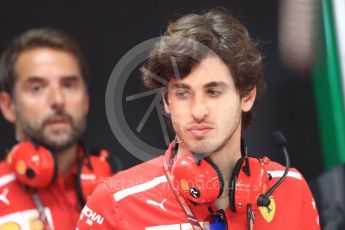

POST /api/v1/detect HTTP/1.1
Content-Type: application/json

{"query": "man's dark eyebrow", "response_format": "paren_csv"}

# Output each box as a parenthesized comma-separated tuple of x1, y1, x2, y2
(24, 76, 44, 83)
(169, 83, 191, 89)
(61, 75, 79, 81)
(204, 81, 227, 88)
(24, 75, 80, 83)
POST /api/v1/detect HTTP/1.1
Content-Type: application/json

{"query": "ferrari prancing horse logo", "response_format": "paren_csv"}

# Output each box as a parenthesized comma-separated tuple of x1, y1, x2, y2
(259, 198, 276, 223)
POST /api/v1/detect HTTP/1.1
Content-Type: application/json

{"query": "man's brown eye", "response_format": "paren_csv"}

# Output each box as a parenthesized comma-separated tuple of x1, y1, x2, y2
(207, 89, 222, 96)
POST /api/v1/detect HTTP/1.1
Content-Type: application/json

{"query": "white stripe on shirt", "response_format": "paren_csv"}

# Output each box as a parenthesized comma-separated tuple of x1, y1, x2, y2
(268, 170, 302, 180)
(0, 173, 16, 187)
(114, 175, 167, 202)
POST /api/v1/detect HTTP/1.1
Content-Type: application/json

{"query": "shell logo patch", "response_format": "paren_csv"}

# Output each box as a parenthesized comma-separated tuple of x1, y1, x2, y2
(28, 215, 44, 230)
(0, 221, 21, 230)
(259, 197, 276, 223)
(16, 161, 27, 175)
(180, 179, 189, 191)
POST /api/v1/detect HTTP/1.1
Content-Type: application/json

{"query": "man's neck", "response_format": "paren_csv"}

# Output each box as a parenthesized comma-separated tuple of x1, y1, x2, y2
(56, 144, 78, 175)
(209, 130, 241, 210)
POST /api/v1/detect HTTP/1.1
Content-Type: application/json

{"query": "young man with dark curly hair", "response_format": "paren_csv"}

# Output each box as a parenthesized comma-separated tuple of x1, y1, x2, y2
(77, 9, 319, 230)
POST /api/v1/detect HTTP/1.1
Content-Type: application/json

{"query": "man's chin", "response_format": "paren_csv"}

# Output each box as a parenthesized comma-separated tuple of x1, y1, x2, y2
(45, 126, 71, 135)
(39, 133, 76, 151)
(185, 141, 219, 155)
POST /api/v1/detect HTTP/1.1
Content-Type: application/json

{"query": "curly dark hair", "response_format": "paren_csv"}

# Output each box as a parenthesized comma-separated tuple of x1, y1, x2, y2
(142, 9, 264, 129)
(0, 28, 89, 95)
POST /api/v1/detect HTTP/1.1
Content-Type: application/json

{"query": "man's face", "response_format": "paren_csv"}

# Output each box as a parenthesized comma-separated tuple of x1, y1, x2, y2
(164, 54, 255, 154)
(10, 48, 89, 151)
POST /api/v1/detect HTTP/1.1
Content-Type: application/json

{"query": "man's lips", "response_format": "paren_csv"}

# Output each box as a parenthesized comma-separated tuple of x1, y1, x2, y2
(44, 116, 71, 126)
(187, 124, 213, 137)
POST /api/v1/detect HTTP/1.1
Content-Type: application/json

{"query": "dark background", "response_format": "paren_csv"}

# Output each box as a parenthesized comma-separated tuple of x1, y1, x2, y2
(0, 0, 323, 181)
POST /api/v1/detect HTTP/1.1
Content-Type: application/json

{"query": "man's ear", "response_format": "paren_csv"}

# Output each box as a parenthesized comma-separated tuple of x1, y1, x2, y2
(241, 87, 256, 112)
(0, 92, 16, 123)
(84, 93, 90, 114)
(161, 90, 171, 114)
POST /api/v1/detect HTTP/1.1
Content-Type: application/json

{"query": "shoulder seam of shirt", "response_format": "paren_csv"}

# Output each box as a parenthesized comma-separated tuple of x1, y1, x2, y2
(0, 173, 16, 187)
(268, 170, 302, 180)
(113, 175, 167, 202)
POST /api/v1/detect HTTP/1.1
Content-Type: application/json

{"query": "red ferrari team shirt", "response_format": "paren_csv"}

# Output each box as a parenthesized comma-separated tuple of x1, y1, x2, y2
(0, 161, 81, 229)
(77, 144, 320, 230)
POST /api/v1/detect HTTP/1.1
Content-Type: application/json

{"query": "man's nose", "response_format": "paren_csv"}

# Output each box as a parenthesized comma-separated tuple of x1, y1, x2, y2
(191, 94, 208, 122)
(49, 86, 65, 110)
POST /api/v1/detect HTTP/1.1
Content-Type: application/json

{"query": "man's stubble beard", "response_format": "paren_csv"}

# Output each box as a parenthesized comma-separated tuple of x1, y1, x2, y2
(181, 108, 242, 156)
(186, 122, 239, 156)
(16, 110, 87, 152)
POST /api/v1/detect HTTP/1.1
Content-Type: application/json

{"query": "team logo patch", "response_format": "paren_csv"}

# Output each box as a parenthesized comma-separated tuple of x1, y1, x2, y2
(0, 208, 54, 229)
(180, 179, 189, 192)
(16, 161, 26, 175)
(259, 197, 276, 223)
(28, 215, 44, 230)
(0, 188, 10, 206)
(0, 222, 21, 230)
(80, 205, 104, 226)
(189, 187, 200, 198)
